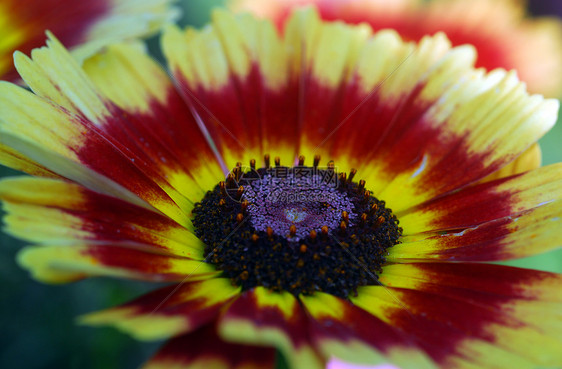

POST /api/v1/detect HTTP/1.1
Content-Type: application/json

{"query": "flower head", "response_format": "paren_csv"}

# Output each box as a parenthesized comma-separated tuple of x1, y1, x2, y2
(231, 0, 562, 97)
(1, 8, 561, 369)
(0, 0, 179, 81)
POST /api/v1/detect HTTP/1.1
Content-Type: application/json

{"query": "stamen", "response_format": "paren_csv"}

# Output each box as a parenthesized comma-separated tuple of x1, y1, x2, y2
(289, 224, 297, 237)
(357, 179, 366, 193)
(240, 271, 249, 281)
(226, 173, 236, 188)
(250, 158, 256, 170)
(298, 155, 305, 166)
(364, 190, 371, 202)
(274, 156, 281, 167)
(348, 168, 357, 183)
(339, 172, 347, 187)
(360, 213, 368, 224)
(313, 155, 321, 168)
(309, 229, 317, 241)
(374, 215, 385, 228)
(235, 162, 242, 181)
(340, 221, 347, 233)
(264, 154, 270, 169)
(236, 186, 244, 200)
(236, 213, 244, 223)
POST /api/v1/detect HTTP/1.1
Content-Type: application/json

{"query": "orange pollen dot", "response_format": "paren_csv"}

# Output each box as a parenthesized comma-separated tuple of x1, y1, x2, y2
(309, 229, 317, 240)
(289, 224, 297, 237)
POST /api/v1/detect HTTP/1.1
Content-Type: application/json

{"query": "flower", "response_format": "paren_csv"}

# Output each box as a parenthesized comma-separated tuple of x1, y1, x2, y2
(0, 0, 179, 82)
(1, 8, 561, 369)
(230, 0, 562, 97)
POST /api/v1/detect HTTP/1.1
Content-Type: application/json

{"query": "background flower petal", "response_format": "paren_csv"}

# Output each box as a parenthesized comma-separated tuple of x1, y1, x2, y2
(0, 0, 180, 81)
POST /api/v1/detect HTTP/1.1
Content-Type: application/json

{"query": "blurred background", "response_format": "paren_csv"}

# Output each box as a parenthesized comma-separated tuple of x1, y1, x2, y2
(0, 0, 560, 368)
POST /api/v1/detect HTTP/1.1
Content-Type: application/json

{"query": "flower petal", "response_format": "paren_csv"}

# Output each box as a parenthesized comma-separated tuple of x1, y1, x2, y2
(392, 200, 562, 261)
(17, 244, 218, 284)
(143, 324, 276, 369)
(0, 177, 204, 258)
(82, 42, 224, 201)
(352, 263, 562, 368)
(219, 287, 324, 369)
(350, 63, 556, 212)
(478, 143, 541, 183)
(79, 278, 239, 341)
(400, 163, 562, 232)
(0, 0, 179, 81)
(163, 10, 305, 167)
(390, 163, 562, 261)
(0, 142, 61, 177)
(300, 292, 436, 369)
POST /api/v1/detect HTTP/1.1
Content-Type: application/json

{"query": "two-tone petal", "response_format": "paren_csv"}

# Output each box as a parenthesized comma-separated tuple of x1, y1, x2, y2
(0, 177, 216, 283)
(301, 292, 436, 369)
(393, 163, 562, 261)
(353, 263, 562, 368)
(80, 278, 240, 341)
(219, 287, 324, 369)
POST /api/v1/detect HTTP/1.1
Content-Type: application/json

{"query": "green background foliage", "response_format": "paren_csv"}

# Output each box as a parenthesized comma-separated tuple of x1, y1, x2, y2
(0, 1, 560, 368)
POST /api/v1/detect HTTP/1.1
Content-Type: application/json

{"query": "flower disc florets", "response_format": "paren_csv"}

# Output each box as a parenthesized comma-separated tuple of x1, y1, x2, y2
(192, 155, 402, 298)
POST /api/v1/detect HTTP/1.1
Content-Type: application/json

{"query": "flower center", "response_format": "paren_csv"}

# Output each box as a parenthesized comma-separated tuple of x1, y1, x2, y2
(192, 155, 402, 298)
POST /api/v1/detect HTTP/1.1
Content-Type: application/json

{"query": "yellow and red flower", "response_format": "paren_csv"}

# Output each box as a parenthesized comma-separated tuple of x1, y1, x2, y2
(1, 9, 561, 369)
(231, 0, 562, 97)
(0, 0, 179, 81)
